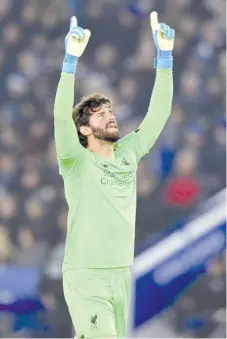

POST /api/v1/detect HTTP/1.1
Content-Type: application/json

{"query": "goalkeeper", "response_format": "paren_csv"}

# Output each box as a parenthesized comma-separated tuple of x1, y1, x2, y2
(54, 11, 175, 339)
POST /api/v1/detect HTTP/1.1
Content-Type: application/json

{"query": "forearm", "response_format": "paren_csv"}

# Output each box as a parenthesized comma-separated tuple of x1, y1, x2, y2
(138, 69, 173, 147)
(54, 72, 75, 120)
(54, 72, 81, 160)
(54, 36, 78, 121)
(137, 14, 174, 152)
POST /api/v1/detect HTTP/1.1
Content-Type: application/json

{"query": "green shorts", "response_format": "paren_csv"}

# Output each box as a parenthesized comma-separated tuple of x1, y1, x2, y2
(63, 267, 131, 338)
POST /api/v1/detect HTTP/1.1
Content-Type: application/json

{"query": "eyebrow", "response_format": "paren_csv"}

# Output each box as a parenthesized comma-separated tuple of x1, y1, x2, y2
(92, 106, 112, 115)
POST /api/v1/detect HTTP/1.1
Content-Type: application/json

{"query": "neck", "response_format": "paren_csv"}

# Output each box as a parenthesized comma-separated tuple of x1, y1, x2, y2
(88, 139, 115, 158)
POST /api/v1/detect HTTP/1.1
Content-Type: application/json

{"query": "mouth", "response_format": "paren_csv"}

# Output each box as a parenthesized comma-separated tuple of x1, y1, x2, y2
(108, 125, 117, 128)
(107, 123, 118, 129)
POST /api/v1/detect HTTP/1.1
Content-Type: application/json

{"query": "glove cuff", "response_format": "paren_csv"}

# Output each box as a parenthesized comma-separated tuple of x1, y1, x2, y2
(62, 53, 78, 74)
(154, 56, 173, 69)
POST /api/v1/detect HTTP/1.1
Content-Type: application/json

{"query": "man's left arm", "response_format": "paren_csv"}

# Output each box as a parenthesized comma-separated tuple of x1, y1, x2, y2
(135, 67, 173, 161)
(118, 12, 175, 163)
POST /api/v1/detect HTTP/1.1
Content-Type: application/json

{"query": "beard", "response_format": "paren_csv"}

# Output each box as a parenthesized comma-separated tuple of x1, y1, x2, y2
(90, 124, 120, 143)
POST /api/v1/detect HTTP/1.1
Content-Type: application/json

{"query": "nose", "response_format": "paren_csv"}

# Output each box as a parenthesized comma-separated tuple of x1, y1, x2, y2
(108, 114, 116, 122)
(110, 112, 115, 119)
(107, 117, 118, 128)
(108, 118, 116, 125)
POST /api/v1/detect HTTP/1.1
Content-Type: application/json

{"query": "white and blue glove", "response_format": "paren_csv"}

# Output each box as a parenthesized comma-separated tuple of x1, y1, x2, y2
(62, 16, 91, 74)
(150, 11, 175, 69)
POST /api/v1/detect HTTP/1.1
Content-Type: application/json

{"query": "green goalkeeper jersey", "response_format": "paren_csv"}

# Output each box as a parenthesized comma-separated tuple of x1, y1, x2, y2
(54, 70, 173, 271)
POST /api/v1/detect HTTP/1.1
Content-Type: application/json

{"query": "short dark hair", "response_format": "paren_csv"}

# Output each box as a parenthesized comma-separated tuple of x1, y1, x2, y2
(72, 93, 112, 148)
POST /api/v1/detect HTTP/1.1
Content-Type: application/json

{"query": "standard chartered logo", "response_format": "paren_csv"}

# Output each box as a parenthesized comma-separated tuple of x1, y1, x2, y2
(101, 168, 135, 187)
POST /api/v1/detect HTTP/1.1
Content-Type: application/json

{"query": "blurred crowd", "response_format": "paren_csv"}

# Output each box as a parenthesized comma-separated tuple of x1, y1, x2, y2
(0, 0, 226, 337)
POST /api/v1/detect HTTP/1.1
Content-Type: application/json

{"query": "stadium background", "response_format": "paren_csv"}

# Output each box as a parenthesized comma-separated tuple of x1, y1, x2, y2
(0, 0, 226, 337)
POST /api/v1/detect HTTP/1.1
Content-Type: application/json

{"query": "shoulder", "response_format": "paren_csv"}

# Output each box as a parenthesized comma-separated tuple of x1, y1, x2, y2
(114, 132, 138, 165)
(59, 146, 89, 179)
(114, 131, 137, 151)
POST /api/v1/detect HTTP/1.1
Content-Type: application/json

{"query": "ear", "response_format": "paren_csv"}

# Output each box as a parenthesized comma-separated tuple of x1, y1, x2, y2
(80, 125, 92, 137)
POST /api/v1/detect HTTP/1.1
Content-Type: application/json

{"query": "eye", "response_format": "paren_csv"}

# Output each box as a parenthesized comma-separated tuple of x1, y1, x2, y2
(98, 112, 104, 117)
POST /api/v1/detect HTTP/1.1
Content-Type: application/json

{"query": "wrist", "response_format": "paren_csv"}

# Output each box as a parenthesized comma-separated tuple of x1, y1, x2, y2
(154, 56, 173, 69)
(154, 50, 173, 69)
(158, 50, 172, 58)
(62, 53, 78, 74)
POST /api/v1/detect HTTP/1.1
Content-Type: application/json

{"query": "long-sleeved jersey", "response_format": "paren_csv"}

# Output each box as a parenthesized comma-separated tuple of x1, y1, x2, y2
(54, 70, 173, 271)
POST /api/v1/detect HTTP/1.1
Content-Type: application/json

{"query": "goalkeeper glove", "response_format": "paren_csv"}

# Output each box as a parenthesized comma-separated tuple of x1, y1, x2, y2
(150, 11, 175, 69)
(62, 16, 91, 74)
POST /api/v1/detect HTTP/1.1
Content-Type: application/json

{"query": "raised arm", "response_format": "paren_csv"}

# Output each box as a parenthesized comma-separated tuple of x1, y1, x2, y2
(54, 16, 91, 172)
(135, 13, 175, 161)
(116, 12, 175, 163)
(54, 73, 79, 162)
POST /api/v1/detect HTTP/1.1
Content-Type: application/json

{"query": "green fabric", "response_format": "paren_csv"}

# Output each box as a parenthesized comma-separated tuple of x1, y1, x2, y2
(54, 70, 173, 270)
(63, 267, 130, 338)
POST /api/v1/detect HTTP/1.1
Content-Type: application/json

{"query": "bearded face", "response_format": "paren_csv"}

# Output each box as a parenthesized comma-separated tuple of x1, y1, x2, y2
(85, 103, 120, 143)
(90, 121, 120, 143)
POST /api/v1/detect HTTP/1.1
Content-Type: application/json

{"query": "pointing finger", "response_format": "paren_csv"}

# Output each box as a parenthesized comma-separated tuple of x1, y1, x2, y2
(150, 11, 160, 31)
(70, 16, 78, 30)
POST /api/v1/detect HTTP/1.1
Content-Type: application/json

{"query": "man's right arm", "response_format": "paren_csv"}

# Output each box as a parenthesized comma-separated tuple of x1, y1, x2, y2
(54, 72, 82, 167)
(53, 16, 91, 174)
